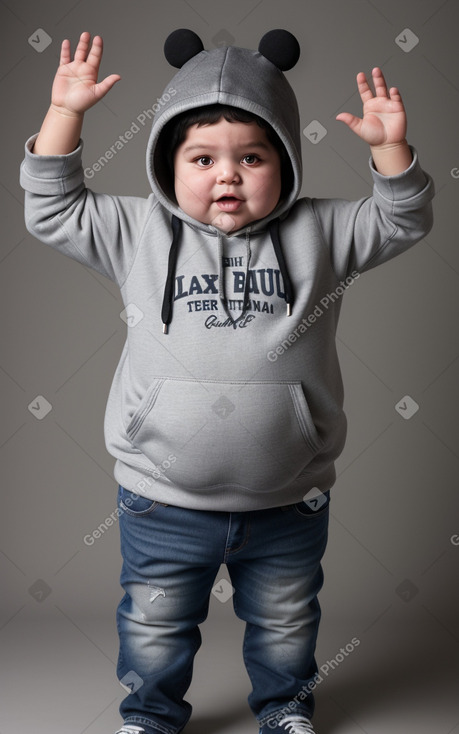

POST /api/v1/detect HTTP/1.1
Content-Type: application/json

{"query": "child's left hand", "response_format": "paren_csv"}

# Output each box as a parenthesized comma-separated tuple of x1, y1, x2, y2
(336, 67, 407, 148)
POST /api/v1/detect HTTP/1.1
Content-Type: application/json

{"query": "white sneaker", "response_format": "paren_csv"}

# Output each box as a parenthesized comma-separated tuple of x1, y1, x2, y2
(115, 726, 145, 734)
(277, 715, 316, 733)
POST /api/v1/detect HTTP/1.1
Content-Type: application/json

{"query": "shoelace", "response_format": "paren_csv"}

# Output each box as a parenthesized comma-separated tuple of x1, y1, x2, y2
(115, 726, 145, 734)
(278, 715, 315, 734)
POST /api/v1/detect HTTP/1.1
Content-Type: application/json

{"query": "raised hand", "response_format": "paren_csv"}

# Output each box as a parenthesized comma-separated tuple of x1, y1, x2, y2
(33, 32, 121, 154)
(336, 67, 407, 147)
(336, 67, 412, 175)
(51, 31, 121, 117)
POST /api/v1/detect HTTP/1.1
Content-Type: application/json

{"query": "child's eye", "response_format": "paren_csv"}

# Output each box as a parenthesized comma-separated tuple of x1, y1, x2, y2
(196, 156, 213, 167)
(242, 154, 260, 165)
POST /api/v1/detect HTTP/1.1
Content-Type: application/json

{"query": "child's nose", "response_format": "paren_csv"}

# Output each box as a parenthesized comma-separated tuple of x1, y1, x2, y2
(216, 162, 241, 184)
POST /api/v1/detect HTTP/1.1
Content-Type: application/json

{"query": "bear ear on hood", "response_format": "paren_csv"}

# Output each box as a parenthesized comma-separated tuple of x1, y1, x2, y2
(258, 29, 300, 71)
(164, 29, 204, 68)
(164, 28, 300, 72)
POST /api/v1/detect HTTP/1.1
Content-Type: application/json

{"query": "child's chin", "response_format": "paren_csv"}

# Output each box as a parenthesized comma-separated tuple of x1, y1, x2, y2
(210, 212, 239, 233)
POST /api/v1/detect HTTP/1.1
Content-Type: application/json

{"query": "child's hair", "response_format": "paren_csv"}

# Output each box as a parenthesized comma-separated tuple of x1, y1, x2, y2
(159, 104, 293, 200)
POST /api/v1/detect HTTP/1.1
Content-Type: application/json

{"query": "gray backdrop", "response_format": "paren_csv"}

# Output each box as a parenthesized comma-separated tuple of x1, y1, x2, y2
(1, 1, 458, 733)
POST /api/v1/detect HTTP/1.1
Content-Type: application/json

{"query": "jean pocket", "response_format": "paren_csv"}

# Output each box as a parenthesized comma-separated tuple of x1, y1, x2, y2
(118, 485, 159, 517)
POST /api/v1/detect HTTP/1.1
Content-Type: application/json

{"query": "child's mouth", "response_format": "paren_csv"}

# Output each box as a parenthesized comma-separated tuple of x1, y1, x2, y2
(216, 196, 243, 212)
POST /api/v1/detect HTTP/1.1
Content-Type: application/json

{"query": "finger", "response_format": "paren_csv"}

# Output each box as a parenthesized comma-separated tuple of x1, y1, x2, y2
(74, 31, 91, 62)
(336, 112, 362, 135)
(372, 67, 389, 97)
(389, 86, 402, 102)
(86, 35, 104, 69)
(94, 74, 121, 99)
(356, 72, 374, 104)
(60, 39, 71, 65)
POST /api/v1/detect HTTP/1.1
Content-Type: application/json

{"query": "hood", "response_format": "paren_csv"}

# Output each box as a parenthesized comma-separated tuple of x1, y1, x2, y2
(146, 29, 303, 333)
(146, 28, 303, 232)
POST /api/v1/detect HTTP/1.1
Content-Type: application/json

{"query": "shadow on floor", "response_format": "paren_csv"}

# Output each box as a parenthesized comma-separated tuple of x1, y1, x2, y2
(313, 626, 459, 733)
(183, 702, 254, 734)
(183, 624, 459, 733)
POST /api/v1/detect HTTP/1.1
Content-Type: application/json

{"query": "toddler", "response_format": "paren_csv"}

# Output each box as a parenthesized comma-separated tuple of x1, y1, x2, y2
(20, 28, 434, 734)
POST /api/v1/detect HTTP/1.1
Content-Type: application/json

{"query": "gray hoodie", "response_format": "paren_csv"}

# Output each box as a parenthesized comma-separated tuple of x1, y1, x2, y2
(20, 30, 434, 510)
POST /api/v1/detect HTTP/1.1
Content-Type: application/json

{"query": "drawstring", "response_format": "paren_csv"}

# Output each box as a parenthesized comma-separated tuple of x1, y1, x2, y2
(217, 231, 226, 305)
(161, 215, 182, 334)
(268, 218, 294, 316)
(161, 216, 293, 333)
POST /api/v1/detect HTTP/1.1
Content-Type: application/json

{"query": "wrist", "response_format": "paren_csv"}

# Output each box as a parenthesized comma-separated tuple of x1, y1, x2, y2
(370, 140, 413, 176)
(33, 105, 84, 155)
(370, 139, 409, 155)
(49, 103, 85, 120)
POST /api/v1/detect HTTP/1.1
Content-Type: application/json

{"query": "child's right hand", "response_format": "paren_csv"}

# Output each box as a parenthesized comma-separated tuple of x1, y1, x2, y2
(50, 31, 121, 117)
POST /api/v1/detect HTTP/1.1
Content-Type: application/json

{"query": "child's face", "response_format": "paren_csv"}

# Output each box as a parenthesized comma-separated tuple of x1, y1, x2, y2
(173, 118, 282, 230)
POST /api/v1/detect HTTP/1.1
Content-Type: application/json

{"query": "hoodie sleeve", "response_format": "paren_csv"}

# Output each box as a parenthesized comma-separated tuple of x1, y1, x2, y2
(20, 134, 159, 286)
(310, 147, 434, 281)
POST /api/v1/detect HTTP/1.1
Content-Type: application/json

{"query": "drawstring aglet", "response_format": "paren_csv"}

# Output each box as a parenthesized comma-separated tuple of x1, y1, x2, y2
(287, 303, 292, 317)
(162, 323, 168, 334)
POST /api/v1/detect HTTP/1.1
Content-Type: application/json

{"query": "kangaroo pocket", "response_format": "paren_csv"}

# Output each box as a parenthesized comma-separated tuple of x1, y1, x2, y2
(125, 378, 325, 493)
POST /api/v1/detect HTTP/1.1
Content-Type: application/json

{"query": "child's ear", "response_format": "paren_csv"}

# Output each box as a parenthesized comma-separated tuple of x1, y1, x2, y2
(258, 29, 300, 71)
(164, 29, 204, 68)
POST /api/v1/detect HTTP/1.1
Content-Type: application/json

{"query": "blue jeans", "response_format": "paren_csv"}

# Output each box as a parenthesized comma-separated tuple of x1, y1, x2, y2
(116, 485, 330, 734)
